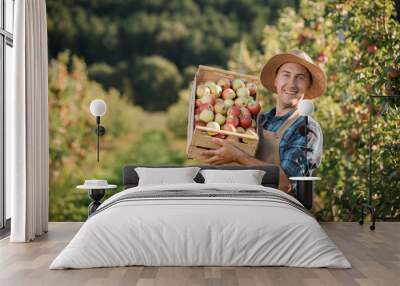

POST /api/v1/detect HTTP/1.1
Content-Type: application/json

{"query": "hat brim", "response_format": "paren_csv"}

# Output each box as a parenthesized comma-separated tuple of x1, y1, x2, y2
(260, 53, 326, 99)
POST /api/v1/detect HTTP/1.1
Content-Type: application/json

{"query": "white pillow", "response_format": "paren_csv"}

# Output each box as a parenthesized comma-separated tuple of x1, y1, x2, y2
(135, 167, 201, 186)
(200, 169, 266, 185)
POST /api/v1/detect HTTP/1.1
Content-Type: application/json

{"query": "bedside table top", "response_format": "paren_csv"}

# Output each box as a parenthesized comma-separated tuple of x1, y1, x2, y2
(77, 184, 117, 190)
(289, 176, 321, 181)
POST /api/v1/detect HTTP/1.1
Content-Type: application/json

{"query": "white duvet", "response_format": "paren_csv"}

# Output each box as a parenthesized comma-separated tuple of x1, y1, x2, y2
(50, 183, 351, 269)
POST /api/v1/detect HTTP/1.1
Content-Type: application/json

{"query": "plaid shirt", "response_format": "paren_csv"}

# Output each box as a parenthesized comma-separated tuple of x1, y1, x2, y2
(258, 108, 323, 177)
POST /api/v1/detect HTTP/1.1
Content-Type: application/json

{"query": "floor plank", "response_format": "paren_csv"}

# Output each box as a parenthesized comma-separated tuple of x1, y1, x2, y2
(0, 222, 399, 286)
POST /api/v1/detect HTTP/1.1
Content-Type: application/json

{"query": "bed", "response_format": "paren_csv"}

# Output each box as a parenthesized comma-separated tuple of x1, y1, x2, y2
(50, 165, 351, 269)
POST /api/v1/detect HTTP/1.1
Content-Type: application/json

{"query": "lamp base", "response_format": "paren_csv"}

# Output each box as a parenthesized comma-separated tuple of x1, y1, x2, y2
(95, 125, 106, 136)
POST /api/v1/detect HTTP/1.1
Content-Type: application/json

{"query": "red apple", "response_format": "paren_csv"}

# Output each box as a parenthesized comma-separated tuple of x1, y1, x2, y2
(217, 78, 231, 89)
(226, 115, 239, 127)
(195, 99, 202, 108)
(195, 121, 206, 127)
(239, 116, 252, 129)
(227, 106, 241, 117)
(215, 133, 226, 139)
(222, 88, 236, 100)
(222, 123, 236, 132)
(246, 82, 257, 96)
(387, 68, 400, 80)
(240, 107, 251, 118)
(367, 44, 378, 54)
(248, 100, 261, 116)
(198, 103, 214, 113)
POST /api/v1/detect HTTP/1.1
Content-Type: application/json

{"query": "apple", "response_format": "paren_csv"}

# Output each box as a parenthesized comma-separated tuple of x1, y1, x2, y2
(222, 88, 236, 100)
(215, 133, 226, 139)
(196, 85, 210, 98)
(199, 109, 214, 123)
(232, 78, 245, 91)
(350, 128, 360, 140)
(206, 121, 220, 136)
(214, 101, 227, 115)
(195, 107, 201, 115)
(194, 115, 206, 127)
(198, 103, 214, 113)
(206, 81, 222, 97)
(222, 123, 236, 132)
(224, 99, 234, 108)
(226, 115, 239, 127)
(239, 116, 252, 129)
(246, 82, 257, 96)
(214, 113, 226, 125)
(240, 107, 251, 118)
(227, 106, 241, 117)
(247, 100, 261, 116)
(215, 98, 224, 104)
(195, 99, 202, 108)
(235, 96, 248, 107)
(217, 78, 231, 89)
(387, 68, 400, 80)
(200, 94, 216, 105)
(236, 87, 250, 97)
(236, 127, 245, 133)
(195, 121, 206, 127)
(367, 44, 378, 54)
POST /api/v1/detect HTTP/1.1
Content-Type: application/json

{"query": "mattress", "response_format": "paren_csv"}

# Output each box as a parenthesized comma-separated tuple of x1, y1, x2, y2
(50, 183, 351, 269)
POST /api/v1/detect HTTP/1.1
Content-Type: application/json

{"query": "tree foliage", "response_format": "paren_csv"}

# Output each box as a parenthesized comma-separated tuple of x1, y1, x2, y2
(47, 0, 297, 110)
(226, 0, 400, 221)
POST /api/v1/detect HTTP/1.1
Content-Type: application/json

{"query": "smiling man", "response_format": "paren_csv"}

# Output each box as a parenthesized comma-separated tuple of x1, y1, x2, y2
(200, 50, 325, 193)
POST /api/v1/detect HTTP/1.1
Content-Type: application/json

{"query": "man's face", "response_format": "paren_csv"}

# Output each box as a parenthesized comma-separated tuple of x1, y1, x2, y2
(274, 62, 311, 108)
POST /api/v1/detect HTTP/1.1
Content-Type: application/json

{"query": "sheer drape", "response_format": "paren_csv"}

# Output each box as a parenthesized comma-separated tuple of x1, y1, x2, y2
(8, 0, 49, 242)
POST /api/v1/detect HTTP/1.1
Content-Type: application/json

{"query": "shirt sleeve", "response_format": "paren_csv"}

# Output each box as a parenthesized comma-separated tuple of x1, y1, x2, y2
(279, 116, 323, 177)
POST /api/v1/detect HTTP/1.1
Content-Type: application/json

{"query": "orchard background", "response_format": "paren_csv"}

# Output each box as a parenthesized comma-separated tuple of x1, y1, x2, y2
(47, 0, 400, 221)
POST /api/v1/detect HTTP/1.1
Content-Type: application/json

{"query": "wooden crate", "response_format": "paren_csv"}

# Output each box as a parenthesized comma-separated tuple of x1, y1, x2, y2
(186, 65, 259, 161)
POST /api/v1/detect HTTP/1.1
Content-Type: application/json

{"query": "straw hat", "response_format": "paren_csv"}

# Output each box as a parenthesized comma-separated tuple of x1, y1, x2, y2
(260, 49, 326, 99)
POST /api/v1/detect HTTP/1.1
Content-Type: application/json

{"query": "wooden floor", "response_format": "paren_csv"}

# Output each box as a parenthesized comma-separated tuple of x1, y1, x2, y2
(0, 222, 399, 286)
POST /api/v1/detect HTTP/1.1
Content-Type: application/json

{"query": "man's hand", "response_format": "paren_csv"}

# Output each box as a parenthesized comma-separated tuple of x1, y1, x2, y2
(200, 138, 244, 165)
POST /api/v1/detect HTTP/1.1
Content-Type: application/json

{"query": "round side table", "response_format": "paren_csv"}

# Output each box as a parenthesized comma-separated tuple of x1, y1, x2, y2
(289, 177, 321, 210)
(77, 184, 117, 216)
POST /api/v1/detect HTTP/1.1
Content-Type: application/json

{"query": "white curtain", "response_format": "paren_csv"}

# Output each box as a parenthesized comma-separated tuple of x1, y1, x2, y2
(8, 0, 49, 242)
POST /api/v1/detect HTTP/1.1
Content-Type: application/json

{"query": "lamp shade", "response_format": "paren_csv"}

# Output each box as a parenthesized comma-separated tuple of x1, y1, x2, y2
(89, 99, 107, 117)
(298, 99, 314, 116)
